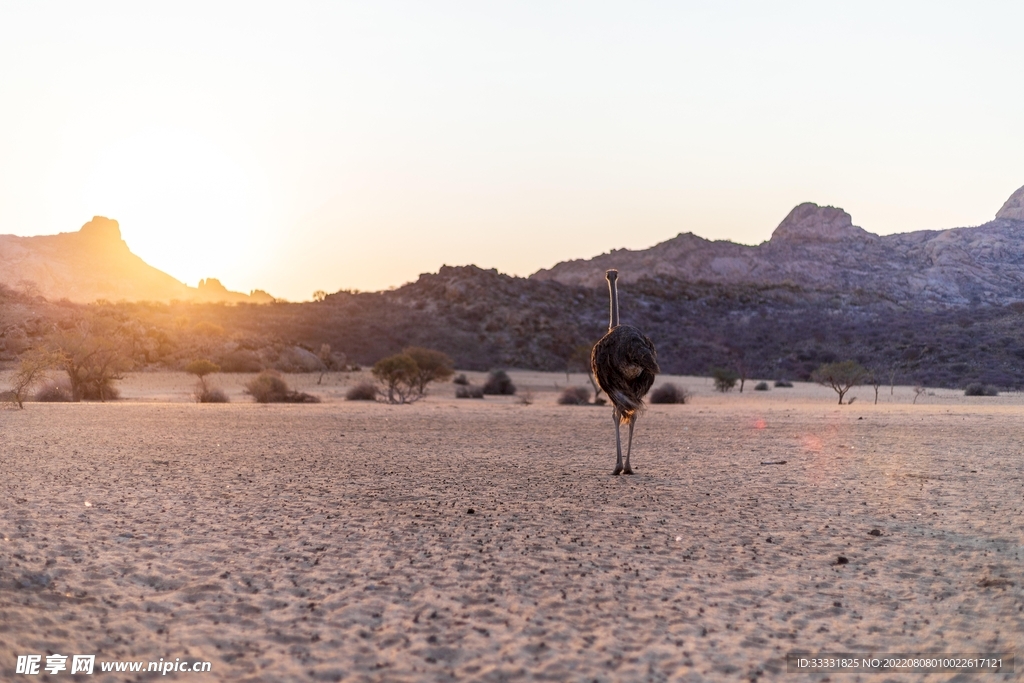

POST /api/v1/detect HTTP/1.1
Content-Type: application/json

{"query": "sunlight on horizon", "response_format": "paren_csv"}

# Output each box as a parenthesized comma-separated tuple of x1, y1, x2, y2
(1, 2, 1023, 300)
(81, 127, 275, 290)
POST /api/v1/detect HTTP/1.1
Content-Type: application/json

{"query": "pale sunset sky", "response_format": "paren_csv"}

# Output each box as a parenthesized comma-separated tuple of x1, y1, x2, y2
(1, 2, 1022, 300)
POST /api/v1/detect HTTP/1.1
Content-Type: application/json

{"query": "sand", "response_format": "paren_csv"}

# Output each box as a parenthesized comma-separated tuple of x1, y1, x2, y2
(1, 372, 1022, 681)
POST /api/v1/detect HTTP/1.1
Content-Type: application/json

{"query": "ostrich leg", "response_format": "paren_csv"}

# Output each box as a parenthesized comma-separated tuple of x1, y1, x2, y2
(622, 419, 636, 474)
(612, 408, 624, 475)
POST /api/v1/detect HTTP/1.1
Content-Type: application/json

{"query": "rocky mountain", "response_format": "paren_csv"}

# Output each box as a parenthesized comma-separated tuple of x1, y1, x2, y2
(533, 185, 1024, 306)
(0, 217, 274, 304)
(6, 188, 1024, 390)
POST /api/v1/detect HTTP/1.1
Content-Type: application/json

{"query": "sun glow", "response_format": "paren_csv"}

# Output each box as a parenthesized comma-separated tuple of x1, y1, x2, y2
(83, 127, 273, 290)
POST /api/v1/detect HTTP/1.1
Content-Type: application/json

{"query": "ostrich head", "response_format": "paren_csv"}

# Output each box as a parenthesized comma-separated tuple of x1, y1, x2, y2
(606, 269, 619, 329)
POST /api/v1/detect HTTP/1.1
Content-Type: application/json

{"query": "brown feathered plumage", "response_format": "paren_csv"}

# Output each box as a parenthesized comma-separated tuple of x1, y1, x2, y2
(591, 325, 659, 423)
(591, 269, 659, 474)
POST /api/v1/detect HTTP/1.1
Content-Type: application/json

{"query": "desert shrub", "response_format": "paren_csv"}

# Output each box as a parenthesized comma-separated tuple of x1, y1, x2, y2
(35, 378, 73, 402)
(711, 367, 739, 392)
(482, 370, 516, 395)
(195, 387, 229, 403)
(557, 386, 591, 405)
(372, 353, 420, 404)
(245, 371, 288, 402)
(80, 381, 120, 401)
(754, 381, 770, 391)
(649, 383, 689, 404)
(345, 382, 378, 401)
(455, 385, 485, 399)
(964, 383, 998, 397)
(403, 347, 455, 394)
(774, 379, 794, 388)
(452, 374, 469, 385)
(245, 371, 320, 403)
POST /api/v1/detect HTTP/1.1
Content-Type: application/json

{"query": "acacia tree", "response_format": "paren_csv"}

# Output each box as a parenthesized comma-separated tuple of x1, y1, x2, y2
(811, 360, 869, 405)
(8, 348, 53, 408)
(185, 359, 222, 401)
(47, 319, 133, 401)
(403, 347, 454, 395)
(711, 367, 739, 392)
(372, 353, 420, 404)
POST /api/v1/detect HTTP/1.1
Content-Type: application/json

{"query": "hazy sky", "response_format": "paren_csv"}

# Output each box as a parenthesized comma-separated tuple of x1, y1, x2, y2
(2, 2, 1022, 300)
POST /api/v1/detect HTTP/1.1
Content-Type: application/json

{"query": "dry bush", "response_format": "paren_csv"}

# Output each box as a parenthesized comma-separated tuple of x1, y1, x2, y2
(964, 383, 998, 397)
(774, 379, 794, 388)
(452, 373, 469, 386)
(194, 387, 229, 403)
(244, 371, 320, 403)
(345, 382, 378, 401)
(649, 383, 689, 404)
(557, 386, 591, 405)
(35, 378, 73, 402)
(754, 381, 770, 391)
(482, 370, 516, 395)
(455, 385, 484, 399)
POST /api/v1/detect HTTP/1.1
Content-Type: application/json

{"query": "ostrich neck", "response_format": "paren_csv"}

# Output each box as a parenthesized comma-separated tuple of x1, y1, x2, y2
(608, 278, 619, 329)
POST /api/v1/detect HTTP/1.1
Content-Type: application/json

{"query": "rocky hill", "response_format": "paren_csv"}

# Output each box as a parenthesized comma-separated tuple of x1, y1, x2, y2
(6, 188, 1024, 390)
(533, 185, 1024, 307)
(0, 217, 274, 304)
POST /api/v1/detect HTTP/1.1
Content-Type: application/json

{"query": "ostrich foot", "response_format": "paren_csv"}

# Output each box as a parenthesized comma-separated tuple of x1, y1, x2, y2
(612, 463, 623, 475)
(623, 465, 634, 475)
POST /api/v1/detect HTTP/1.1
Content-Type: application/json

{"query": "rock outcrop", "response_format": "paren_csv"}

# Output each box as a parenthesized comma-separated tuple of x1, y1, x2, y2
(532, 186, 1024, 305)
(0, 217, 274, 304)
(996, 184, 1024, 221)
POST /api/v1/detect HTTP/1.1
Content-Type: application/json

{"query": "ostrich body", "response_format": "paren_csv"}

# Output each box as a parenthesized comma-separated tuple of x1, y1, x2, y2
(591, 269, 659, 475)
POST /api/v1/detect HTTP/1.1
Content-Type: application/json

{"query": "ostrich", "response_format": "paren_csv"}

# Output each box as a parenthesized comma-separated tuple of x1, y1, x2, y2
(591, 269, 659, 475)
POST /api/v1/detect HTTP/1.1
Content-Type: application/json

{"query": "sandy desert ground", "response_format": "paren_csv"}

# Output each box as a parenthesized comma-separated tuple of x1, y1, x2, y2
(1, 371, 1022, 681)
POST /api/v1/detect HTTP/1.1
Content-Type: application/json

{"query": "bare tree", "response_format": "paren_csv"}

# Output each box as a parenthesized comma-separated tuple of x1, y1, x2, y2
(568, 343, 604, 403)
(869, 372, 882, 405)
(316, 343, 334, 385)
